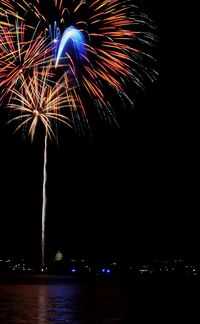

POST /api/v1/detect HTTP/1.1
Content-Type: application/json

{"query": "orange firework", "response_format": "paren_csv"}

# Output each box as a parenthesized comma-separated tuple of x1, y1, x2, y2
(37, 0, 157, 120)
(6, 63, 76, 141)
(1, 0, 157, 126)
(0, 19, 53, 103)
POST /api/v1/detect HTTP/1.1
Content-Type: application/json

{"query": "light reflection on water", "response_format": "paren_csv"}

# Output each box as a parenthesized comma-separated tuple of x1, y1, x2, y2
(0, 275, 131, 323)
(0, 275, 195, 323)
(0, 280, 81, 323)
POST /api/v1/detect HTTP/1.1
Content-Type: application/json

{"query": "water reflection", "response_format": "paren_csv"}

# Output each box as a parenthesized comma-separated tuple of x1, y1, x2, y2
(0, 278, 81, 323)
(0, 276, 130, 323)
(38, 285, 81, 323)
(1, 274, 194, 323)
(0, 275, 132, 323)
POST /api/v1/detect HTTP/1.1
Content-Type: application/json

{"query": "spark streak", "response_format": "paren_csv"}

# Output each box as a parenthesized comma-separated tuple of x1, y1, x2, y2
(42, 131, 47, 269)
(55, 26, 86, 67)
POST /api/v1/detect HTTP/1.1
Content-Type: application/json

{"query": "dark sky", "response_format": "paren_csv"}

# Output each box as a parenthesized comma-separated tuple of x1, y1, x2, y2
(0, 1, 198, 265)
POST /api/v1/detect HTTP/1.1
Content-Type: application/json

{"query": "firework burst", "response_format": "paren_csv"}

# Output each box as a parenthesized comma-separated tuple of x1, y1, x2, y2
(0, 20, 53, 103)
(37, 0, 157, 123)
(1, 0, 157, 127)
(6, 63, 74, 141)
(5, 0, 156, 124)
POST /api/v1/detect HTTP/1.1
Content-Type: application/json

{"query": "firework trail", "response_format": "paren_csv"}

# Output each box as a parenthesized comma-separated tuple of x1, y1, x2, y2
(55, 26, 86, 67)
(42, 131, 47, 269)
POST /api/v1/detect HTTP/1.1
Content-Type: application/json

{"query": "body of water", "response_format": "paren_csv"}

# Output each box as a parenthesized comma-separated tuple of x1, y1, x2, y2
(0, 275, 198, 323)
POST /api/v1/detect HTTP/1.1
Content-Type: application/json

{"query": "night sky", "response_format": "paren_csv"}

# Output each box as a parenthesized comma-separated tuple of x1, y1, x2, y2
(0, 1, 198, 265)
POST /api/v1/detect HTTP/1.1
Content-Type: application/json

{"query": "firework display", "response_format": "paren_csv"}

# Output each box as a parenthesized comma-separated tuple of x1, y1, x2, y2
(1, 0, 156, 135)
(0, 1, 157, 268)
